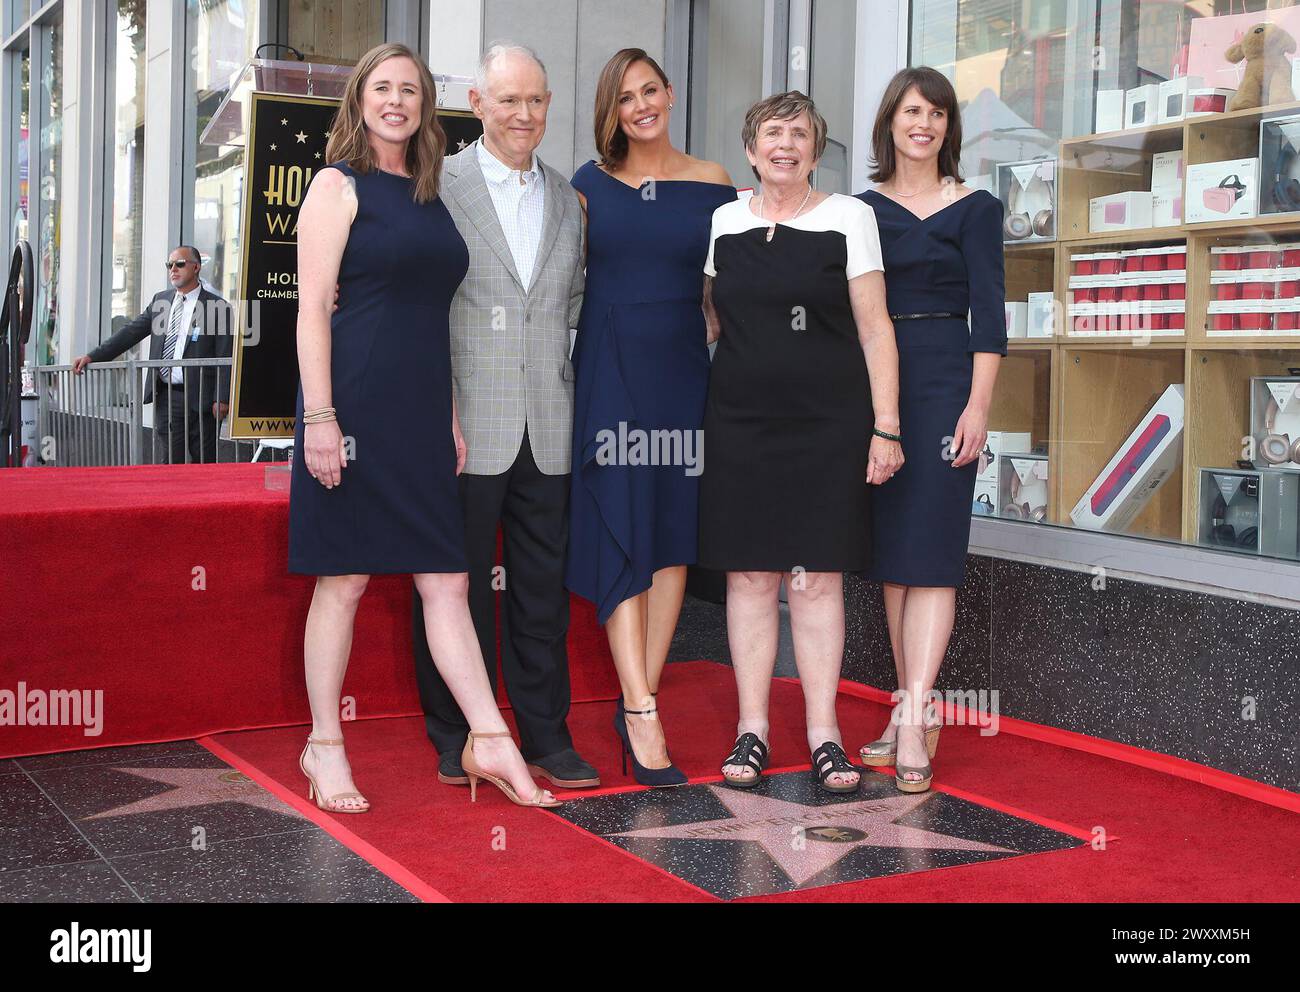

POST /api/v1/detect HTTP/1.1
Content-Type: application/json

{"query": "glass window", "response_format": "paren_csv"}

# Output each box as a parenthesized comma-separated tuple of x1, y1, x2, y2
(909, 0, 1300, 565)
(37, 16, 62, 365)
(11, 47, 30, 251)
(688, 0, 768, 188)
(185, 0, 261, 306)
(809, 0, 856, 193)
(106, 0, 147, 340)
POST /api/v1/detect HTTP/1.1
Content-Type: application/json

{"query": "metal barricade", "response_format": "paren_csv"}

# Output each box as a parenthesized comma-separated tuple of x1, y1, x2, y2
(34, 358, 277, 466)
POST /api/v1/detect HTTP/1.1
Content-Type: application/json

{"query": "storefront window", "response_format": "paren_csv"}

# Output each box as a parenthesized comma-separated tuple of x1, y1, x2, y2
(185, 0, 260, 306)
(910, 0, 1300, 565)
(11, 47, 30, 251)
(809, 0, 857, 193)
(37, 16, 62, 365)
(688, 0, 768, 189)
(107, 0, 146, 338)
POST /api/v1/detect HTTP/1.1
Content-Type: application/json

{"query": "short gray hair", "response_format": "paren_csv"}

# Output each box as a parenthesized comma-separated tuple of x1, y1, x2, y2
(741, 91, 828, 182)
(475, 42, 549, 92)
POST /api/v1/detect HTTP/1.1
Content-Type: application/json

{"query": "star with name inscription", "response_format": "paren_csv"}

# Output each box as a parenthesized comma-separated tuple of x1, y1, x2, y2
(82, 768, 301, 821)
(608, 785, 1013, 888)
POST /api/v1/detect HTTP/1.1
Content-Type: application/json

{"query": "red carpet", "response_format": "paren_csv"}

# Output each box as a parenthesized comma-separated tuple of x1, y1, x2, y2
(204, 661, 1300, 903)
(0, 464, 618, 757)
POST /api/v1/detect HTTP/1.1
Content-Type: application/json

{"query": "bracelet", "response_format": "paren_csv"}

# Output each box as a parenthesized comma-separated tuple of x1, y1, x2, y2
(302, 407, 337, 424)
(873, 427, 902, 443)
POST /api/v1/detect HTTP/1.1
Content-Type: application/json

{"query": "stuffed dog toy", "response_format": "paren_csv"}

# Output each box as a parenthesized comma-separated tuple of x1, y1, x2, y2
(1225, 22, 1297, 112)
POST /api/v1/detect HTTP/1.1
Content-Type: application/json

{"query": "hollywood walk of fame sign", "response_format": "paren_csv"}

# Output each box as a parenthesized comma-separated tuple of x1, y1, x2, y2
(228, 91, 482, 439)
(556, 771, 1085, 900)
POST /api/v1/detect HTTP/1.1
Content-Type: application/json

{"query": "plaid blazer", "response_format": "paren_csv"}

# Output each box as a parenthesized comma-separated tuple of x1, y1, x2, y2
(441, 142, 585, 476)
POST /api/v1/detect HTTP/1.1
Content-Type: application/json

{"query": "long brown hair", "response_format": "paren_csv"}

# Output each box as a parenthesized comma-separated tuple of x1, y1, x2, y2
(593, 48, 671, 170)
(327, 43, 446, 203)
(869, 67, 963, 184)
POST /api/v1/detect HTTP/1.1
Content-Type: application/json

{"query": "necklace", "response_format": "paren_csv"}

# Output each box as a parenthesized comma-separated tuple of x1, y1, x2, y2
(892, 178, 943, 198)
(756, 185, 815, 242)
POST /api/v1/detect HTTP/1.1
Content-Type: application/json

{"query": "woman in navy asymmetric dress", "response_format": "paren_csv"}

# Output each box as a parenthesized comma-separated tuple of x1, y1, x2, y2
(289, 43, 559, 814)
(855, 68, 1006, 792)
(566, 50, 735, 786)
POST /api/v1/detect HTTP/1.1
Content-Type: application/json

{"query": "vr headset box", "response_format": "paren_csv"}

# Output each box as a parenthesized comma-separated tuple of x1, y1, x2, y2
(1070, 384, 1185, 532)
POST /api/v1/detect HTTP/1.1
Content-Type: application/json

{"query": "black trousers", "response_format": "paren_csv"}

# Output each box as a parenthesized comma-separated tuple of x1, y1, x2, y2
(152, 384, 217, 465)
(412, 428, 574, 762)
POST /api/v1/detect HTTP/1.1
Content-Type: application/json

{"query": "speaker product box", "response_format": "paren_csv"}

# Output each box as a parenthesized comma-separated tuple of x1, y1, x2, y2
(1070, 384, 1185, 532)
(1096, 89, 1125, 133)
(1090, 190, 1154, 232)
(1124, 84, 1160, 129)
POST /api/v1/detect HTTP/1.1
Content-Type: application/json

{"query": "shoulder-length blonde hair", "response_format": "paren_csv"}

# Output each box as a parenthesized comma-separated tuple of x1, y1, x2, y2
(327, 43, 446, 203)
(593, 48, 671, 170)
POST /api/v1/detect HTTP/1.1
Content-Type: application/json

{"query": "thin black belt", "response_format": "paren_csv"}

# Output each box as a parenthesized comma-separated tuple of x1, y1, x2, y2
(890, 311, 965, 321)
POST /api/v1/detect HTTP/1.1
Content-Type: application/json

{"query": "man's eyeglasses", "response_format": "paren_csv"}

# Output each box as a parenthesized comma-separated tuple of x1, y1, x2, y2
(165, 260, 192, 270)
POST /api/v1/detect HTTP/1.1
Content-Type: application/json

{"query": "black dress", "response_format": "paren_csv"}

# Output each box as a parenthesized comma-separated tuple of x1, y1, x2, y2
(857, 188, 1006, 587)
(698, 194, 884, 572)
(289, 162, 471, 575)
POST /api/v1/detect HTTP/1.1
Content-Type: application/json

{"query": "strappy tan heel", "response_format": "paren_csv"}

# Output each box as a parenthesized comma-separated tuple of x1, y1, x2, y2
(893, 725, 933, 793)
(461, 731, 563, 808)
(299, 737, 370, 813)
(859, 724, 941, 766)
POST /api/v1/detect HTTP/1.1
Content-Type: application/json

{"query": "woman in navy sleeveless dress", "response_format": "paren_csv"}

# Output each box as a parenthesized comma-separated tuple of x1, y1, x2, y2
(291, 44, 559, 815)
(566, 49, 735, 786)
(854, 68, 1006, 794)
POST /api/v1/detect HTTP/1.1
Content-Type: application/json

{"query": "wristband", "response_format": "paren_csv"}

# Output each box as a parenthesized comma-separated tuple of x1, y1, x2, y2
(873, 428, 902, 443)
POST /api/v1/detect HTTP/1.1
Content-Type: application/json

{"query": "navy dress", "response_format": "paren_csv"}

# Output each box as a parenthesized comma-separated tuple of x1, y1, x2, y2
(566, 162, 736, 622)
(289, 162, 470, 575)
(857, 188, 1006, 587)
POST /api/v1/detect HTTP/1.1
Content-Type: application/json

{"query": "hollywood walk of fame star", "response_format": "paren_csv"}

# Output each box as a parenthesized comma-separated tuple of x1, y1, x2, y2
(82, 768, 300, 821)
(295, 131, 308, 144)
(607, 785, 1012, 888)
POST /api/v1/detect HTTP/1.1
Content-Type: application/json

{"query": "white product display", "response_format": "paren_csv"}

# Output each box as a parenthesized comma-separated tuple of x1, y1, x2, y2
(1027, 292, 1055, 338)
(972, 478, 999, 518)
(1185, 158, 1260, 224)
(1000, 455, 1050, 522)
(1150, 150, 1184, 194)
(1090, 190, 1154, 232)
(1152, 192, 1183, 227)
(1157, 76, 1203, 123)
(1125, 84, 1161, 129)
(1251, 377, 1300, 470)
(1070, 384, 1185, 532)
(1096, 89, 1125, 133)
(1186, 87, 1235, 117)
(998, 160, 1057, 243)
(1004, 301, 1028, 338)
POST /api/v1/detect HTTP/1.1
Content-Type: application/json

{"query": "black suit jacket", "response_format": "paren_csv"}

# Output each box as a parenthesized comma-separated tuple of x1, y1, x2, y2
(90, 287, 234, 410)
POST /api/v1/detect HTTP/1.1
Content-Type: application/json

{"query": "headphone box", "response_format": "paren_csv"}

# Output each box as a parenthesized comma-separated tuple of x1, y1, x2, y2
(1258, 115, 1300, 216)
(1027, 292, 1055, 337)
(979, 431, 1032, 484)
(1185, 158, 1259, 224)
(1070, 384, 1185, 532)
(1089, 191, 1154, 233)
(1186, 87, 1235, 117)
(1157, 77, 1204, 124)
(1198, 467, 1300, 559)
(996, 159, 1057, 244)
(1250, 376, 1300, 470)
(999, 454, 1050, 523)
(1004, 301, 1029, 338)
(1124, 84, 1161, 130)
(1096, 89, 1125, 134)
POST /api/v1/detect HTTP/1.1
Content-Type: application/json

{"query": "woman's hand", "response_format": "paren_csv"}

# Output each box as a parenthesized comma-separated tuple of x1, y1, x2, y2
(950, 403, 989, 469)
(452, 416, 467, 476)
(867, 435, 904, 485)
(304, 421, 347, 489)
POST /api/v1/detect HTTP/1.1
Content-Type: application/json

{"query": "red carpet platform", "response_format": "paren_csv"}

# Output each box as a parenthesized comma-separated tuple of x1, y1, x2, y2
(0, 465, 618, 758)
(204, 661, 1300, 902)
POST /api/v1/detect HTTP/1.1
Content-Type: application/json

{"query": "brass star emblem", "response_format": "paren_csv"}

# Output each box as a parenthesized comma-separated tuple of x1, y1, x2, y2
(295, 131, 308, 144)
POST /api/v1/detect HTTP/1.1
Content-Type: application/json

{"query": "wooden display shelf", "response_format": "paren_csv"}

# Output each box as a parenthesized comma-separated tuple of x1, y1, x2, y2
(1060, 119, 1184, 151)
(1059, 334, 1187, 348)
(1007, 338, 1056, 349)
(1194, 335, 1300, 348)
(1059, 227, 1185, 246)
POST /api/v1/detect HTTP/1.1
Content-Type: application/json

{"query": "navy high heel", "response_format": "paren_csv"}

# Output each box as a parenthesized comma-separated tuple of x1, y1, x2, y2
(613, 699, 687, 788)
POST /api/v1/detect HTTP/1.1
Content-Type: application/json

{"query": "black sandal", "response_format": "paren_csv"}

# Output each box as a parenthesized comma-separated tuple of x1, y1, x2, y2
(721, 732, 769, 788)
(811, 741, 861, 794)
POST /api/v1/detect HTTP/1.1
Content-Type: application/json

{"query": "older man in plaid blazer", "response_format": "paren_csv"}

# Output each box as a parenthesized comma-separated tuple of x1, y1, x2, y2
(412, 43, 599, 789)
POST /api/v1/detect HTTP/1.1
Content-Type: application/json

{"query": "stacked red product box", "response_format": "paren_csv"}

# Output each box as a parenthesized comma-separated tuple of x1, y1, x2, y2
(1207, 243, 1300, 335)
(1067, 244, 1187, 336)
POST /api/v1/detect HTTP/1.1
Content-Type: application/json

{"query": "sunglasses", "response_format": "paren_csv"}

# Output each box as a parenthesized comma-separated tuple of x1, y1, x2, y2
(165, 260, 193, 270)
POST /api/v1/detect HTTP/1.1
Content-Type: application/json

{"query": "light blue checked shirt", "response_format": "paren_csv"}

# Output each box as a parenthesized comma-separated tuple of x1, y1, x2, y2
(476, 138, 546, 288)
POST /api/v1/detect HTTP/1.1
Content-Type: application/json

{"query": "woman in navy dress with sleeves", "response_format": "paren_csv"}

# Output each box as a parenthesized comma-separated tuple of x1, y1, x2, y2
(290, 44, 559, 814)
(855, 68, 1006, 792)
(566, 49, 735, 786)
